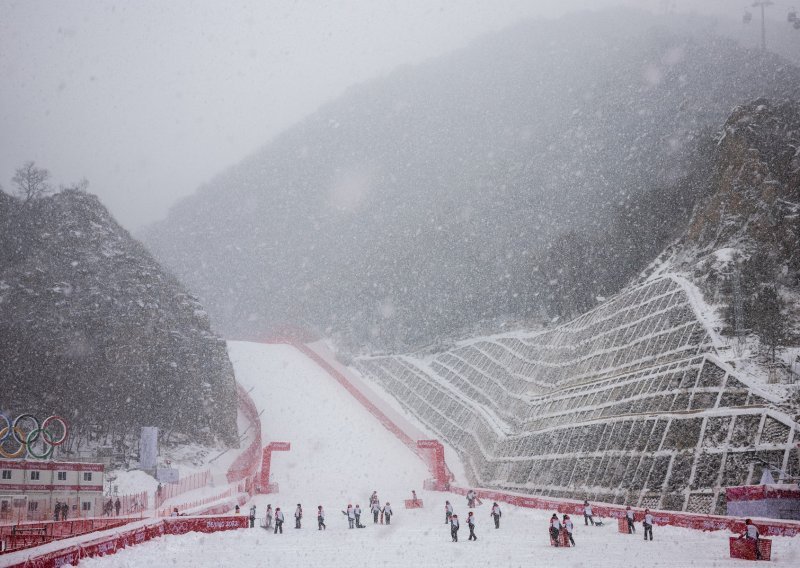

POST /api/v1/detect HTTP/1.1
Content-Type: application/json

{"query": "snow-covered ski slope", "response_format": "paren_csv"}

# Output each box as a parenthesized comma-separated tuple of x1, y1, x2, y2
(355, 275, 800, 514)
(79, 341, 800, 567)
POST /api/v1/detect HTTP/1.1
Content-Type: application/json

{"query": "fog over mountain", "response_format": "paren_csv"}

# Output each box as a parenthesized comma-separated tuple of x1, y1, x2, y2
(141, 9, 799, 352)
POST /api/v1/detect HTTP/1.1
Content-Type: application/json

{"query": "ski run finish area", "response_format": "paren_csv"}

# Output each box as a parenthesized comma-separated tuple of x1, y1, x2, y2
(77, 342, 800, 568)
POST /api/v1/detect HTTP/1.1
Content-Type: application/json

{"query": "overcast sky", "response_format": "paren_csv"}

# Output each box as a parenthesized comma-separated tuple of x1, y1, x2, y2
(0, 0, 774, 230)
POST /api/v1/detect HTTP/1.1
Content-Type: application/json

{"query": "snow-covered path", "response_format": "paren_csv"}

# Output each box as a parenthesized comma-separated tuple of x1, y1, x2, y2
(79, 341, 800, 567)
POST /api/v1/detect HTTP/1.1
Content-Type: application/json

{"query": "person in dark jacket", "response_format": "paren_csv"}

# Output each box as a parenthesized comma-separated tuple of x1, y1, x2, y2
(114, 498, 121, 516)
(274, 507, 285, 534)
(490, 502, 501, 529)
(295, 504, 303, 528)
(450, 514, 460, 542)
(317, 506, 326, 530)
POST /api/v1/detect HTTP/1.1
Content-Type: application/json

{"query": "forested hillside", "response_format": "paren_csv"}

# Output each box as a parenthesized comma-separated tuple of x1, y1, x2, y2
(0, 189, 238, 457)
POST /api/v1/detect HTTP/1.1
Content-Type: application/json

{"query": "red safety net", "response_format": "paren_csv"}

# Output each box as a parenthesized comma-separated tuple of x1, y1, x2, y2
(154, 470, 211, 509)
(0, 517, 135, 554)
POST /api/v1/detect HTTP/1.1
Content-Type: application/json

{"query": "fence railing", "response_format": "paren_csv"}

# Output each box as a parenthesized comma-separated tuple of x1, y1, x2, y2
(154, 470, 211, 509)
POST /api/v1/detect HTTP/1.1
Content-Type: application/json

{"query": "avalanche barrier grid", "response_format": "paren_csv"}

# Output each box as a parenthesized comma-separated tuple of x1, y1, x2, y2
(277, 340, 800, 540)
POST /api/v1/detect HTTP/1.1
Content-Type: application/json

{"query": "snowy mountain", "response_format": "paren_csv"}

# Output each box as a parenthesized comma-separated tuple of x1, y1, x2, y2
(349, 100, 800, 514)
(141, 8, 800, 352)
(0, 189, 238, 459)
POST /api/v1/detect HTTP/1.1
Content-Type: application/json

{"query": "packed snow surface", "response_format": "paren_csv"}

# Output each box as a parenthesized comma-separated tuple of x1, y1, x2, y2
(79, 341, 800, 567)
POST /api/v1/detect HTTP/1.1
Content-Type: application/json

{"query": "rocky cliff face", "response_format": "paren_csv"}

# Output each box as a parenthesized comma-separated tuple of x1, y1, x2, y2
(687, 99, 800, 253)
(0, 189, 238, 458)
(659, 99, 800, 357)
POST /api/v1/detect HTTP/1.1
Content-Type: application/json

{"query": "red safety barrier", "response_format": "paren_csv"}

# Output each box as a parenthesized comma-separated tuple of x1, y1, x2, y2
(163, 515, 248, 535)
(446, 485, 800, 537)
(0, 517, 136, 554)
(3, 515, 249, 568)
(158, 487, 235, 517)
(727, 485, 800, 501)
(618, 518, 628, 534)
(404, 499, 424, 509)
(729, 537, 772, 561)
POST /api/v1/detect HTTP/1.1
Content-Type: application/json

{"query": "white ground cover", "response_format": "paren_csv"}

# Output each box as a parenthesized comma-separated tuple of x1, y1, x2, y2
(78, 341, 800, 567)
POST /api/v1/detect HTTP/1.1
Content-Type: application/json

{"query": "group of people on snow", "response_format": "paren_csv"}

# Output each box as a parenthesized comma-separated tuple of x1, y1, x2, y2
(446, 497, 502, 542)
(549, 513, 576, 547)
(242, 493, 765, 556)
(620, 505, 654, 541)
(254, 492, 394, 533)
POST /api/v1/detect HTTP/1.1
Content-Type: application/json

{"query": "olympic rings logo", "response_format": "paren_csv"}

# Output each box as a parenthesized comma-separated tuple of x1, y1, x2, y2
(0, 414, 69, 459)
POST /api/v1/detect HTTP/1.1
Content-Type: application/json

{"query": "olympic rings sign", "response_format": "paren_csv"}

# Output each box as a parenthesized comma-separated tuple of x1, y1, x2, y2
(0, 414, 69, 459)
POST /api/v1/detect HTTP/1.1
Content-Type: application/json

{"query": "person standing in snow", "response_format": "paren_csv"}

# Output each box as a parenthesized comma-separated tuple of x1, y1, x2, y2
(370, 491, 378, 506)
(563, 514, 575, 546)
(294, 504, 303, 528)
(445, 500, 454, 525)
(264, 504, 273, 531)
(61, 503, 68, 521)
(371, 500, 382, 524)
(343, 504, 355, 529)
(625, 506, 636, 534)
(583, 501, 594, 526)
(466, 490, 476, 508)
(274, 507, 285, 534)
(249, 505, 256, 528)
(643, 509, 654, 542)
(450, 514, 460, 542)
(467, 511, 477, 541)
(383, 502, 393, 525)
(317, 506, 326, 530)
(549, 513, 562, 546)
(490, 502, 501, 529)
(354, 504, 363, 528)
(114, 498, 121, 516)
(740, 518, 760, 558)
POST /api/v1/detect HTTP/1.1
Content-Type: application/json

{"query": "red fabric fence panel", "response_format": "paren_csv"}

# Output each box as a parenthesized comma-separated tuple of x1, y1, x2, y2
(3, 515, 248, 568)
(445, 485, 800, 537)
(729, 536, 772, 561)
(164, 515, 248, 535)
